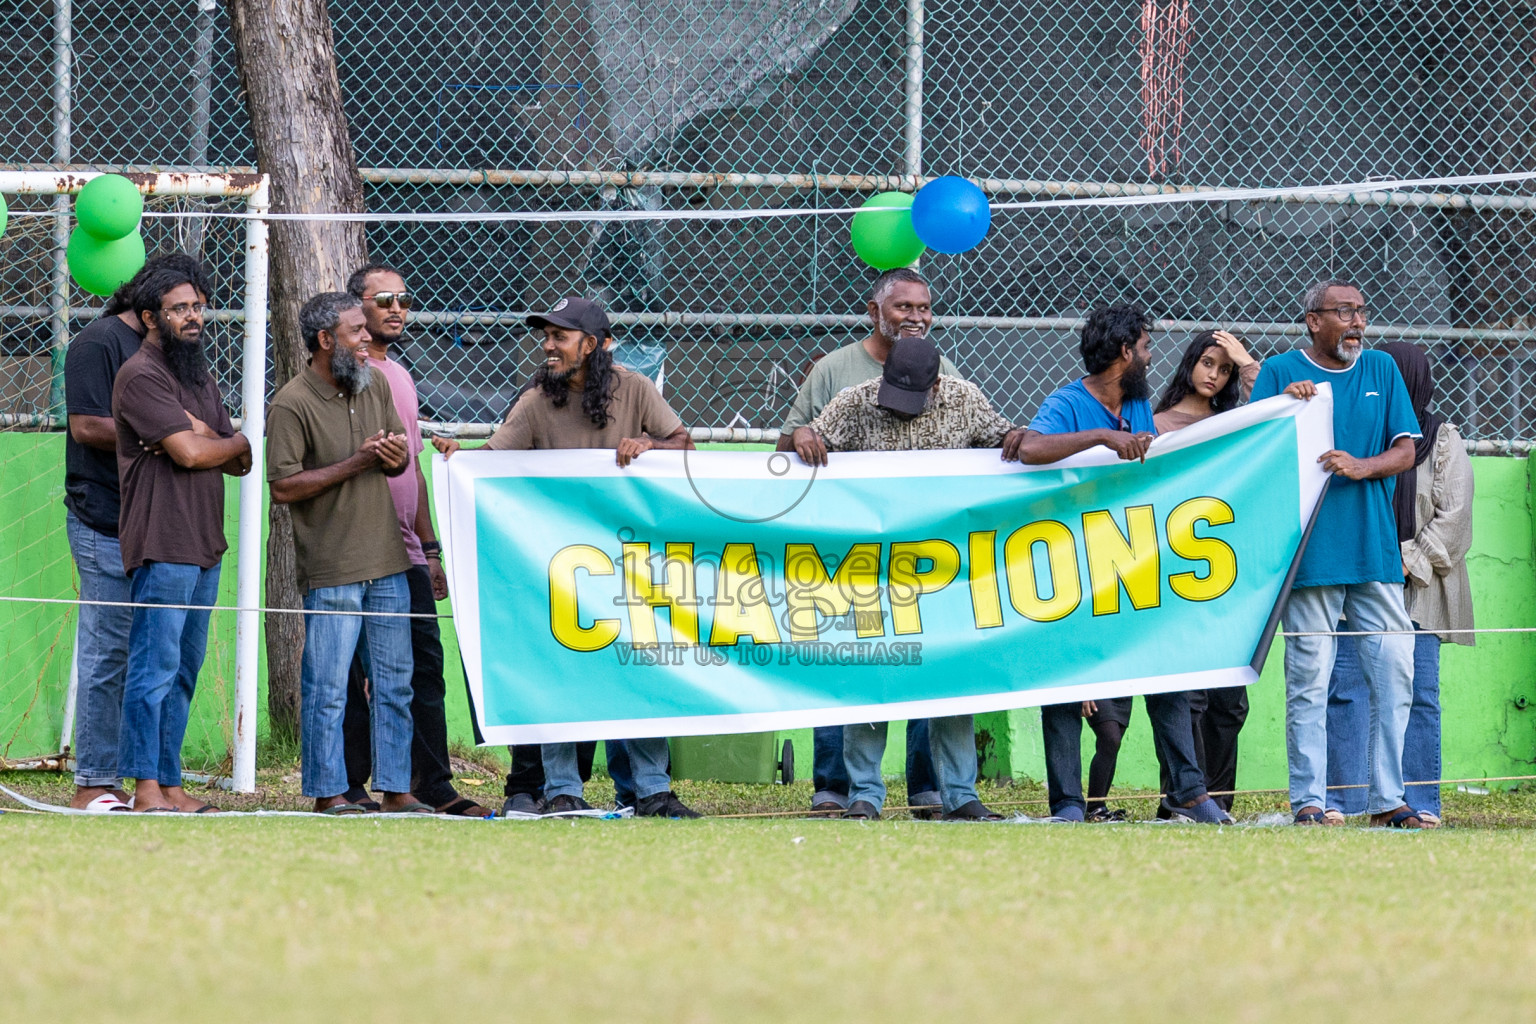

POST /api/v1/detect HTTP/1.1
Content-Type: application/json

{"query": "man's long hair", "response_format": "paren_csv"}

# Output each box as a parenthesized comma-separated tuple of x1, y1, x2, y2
(533, 344, 617, 429)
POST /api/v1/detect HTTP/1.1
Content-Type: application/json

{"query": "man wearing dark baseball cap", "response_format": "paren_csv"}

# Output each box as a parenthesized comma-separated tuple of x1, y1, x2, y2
(433, 295, 699, 819)
(526, 296, 613, 341)
(876, 333, 943, 418)
(788, 335, 1024, 821)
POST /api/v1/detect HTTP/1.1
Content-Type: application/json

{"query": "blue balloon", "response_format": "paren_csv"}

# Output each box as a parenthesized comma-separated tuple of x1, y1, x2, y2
(910, 176, 992, 254)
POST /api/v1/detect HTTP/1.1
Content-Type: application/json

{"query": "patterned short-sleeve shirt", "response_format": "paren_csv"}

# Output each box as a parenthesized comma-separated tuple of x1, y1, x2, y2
(807, 375, 1014, 452)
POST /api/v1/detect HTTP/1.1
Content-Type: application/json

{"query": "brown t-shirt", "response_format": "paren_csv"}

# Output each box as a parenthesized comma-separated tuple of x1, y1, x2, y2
(111, 343, 236, 573)
(266, 365, 410, 593)
(485, 366, 683, 451)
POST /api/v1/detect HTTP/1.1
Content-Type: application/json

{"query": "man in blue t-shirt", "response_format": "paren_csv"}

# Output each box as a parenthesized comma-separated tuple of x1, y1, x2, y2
(1250, 279, 1425, 828)
(1003, 304, 1230, 824)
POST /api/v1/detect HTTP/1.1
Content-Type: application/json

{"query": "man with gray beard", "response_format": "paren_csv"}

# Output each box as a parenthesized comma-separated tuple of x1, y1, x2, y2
(267, 292, 429, 814)
(776, 267, 960, 817)
(1251, 279, 1425, 828)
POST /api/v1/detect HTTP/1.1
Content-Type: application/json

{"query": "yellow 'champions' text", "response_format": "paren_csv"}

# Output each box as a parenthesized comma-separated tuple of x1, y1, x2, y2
(547, 498, 1237, 652)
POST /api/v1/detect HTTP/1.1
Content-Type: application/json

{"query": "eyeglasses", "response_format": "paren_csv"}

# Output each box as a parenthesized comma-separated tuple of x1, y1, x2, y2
(365, 291, 414, 310)
(160, 302, 207, 318)
(1310, 305, 1370, 322)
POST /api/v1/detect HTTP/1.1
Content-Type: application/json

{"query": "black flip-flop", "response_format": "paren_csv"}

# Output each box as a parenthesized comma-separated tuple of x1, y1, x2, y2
(436, 797, 490, 817)
(319, 803, 368, 816)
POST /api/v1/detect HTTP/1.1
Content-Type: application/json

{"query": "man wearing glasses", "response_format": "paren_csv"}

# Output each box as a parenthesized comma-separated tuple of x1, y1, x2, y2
(331, 263, 490, 817)
(111, 261, 252, 811)
(1004, 303, 1232, 824)
(1250, 280, 1425, 828)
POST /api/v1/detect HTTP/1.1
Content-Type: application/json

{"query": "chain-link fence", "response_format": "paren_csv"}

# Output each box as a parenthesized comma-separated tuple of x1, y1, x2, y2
(6, 1, 1536, 438)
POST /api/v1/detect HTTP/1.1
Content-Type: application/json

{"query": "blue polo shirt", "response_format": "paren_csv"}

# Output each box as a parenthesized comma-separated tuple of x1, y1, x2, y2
(1251, 349, 1420, 588)
(1028, 379, 1157, 437)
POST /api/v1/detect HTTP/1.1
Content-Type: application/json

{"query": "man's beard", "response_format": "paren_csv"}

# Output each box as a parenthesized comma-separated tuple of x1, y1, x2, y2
(878, 315, 926, 344)
(159, 316, 210, 390)
(1336, 335, 1363, 366)
(1121, 355, 1152, 402)
(331, 346, 374, 395)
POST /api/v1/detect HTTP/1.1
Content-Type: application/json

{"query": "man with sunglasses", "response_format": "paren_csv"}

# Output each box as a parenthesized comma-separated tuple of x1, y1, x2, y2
(330, 263, 490, 817)
(1004, 303, 1231, 824)
(1250, 279, 1425, 828)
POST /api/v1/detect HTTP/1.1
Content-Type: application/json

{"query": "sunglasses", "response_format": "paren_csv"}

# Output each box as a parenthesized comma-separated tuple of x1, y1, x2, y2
(366, 291, 414, 310)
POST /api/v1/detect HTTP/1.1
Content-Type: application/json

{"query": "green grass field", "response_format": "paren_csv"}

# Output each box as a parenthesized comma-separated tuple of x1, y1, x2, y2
(6, 770, 1536, 1022)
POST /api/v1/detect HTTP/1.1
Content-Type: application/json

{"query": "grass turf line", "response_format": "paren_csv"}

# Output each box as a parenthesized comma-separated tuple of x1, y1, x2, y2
(4, 812, 1536, 1023)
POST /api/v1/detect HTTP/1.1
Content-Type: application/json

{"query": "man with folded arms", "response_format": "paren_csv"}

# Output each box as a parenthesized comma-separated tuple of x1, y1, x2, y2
(267, 291, 428, 815)
(790, 334, 1012, 821)
(435, 297, 699, 818)
(112, 261, 251, 812)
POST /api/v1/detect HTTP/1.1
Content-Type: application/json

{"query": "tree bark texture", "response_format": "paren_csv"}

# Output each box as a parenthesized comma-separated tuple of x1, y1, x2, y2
(226, 0, 368, 742)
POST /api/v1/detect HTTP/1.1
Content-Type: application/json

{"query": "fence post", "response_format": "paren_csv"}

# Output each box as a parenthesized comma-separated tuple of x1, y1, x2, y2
(903, 0, 924, 188)
(48, 0, 72, 420)
(233, 175, 271, 793)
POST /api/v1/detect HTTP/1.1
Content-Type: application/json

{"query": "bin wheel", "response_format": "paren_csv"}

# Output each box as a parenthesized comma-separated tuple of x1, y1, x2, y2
(779, 738, 795, 786)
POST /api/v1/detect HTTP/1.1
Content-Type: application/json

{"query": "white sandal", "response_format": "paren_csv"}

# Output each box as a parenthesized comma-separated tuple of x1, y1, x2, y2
(83, 792, 131, 813)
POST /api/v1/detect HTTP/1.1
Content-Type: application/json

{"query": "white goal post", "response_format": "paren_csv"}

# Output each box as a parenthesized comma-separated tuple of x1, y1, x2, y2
(0, 170, 269, 792)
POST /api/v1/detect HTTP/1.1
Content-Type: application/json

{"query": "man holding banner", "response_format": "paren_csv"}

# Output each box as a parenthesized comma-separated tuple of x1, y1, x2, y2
(792, 334, 1011, 821)
(778, 267, 956, 817)
(1007, 304, 1232, 824)
(1250, 280, 1425, 829)
(434, 297, 699, 818)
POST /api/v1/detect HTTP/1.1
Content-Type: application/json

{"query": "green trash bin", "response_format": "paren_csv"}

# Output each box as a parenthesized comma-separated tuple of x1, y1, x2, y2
(669, 733, 795, 785)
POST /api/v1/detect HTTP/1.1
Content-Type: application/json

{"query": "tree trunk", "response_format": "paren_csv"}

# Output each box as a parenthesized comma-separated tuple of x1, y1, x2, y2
(226, 0, 368, 743)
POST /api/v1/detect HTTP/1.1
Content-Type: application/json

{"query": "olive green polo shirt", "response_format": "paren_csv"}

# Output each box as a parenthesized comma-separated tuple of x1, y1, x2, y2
(266, 364, 410, 593)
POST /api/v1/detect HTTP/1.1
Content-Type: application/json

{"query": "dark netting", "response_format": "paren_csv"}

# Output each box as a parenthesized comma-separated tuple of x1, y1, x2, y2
(3, 0, 1536, 438)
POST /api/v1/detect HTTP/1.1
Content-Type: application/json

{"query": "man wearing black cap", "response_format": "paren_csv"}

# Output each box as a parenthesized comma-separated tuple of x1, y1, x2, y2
(434, 297, 700, 817)
(779, 267, 961, 818)
(788, 336, 1019, 820)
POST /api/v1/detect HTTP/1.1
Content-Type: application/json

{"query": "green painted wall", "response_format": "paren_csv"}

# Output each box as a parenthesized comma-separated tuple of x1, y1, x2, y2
(985, 455, 1536, 791)
(2, 434, 1531, 788)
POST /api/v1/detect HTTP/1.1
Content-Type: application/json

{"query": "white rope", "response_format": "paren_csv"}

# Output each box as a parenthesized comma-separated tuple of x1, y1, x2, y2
(9, 170, 1536, 224)
(0, 593, 1530, 637)
(0, 594, 448, 619)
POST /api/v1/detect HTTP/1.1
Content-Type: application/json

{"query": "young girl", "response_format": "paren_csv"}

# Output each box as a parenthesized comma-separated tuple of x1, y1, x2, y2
(1153, 330, 1259, 434)
(1148, 329, 1259, 816)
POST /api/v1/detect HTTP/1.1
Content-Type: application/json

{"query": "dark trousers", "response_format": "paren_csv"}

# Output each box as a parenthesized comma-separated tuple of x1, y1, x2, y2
(1153, 687, 1250, 814)
(812, 719, 936, 799)
(504, 740, 641, 807)
(342, 564, 456, 806)
(1197, 686, 1249, 811)
(1043, 691, 1208, 815)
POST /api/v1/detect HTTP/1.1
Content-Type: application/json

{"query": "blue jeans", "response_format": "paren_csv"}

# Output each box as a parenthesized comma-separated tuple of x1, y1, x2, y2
(813, 720, 936, 808)
(1043, 690, 1207, 816)
(301, 574, 414, 798)
(116, 561, 220, 786)
(1327, 625, 1442, 816)
(1282, 582, 1414, 815)
(842, 715, 977, 814)
(544, 736, 669, 802)
(65, 512, 134, 788)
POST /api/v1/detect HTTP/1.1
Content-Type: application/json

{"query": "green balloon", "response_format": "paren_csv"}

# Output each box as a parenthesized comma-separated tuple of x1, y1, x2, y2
(0, 194, 8, 236)
(75, 174, 144, 241)
(849, 191, 925, 270)
(67, 226, 147, 297)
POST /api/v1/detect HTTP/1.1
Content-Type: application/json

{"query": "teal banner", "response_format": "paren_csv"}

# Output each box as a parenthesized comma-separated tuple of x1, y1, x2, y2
(435, 391, 1334, 744)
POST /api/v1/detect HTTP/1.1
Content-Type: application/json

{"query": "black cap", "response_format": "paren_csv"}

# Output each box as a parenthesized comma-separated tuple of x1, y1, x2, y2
(877, 336, 941, 417)
(526, 297, 612, 340)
